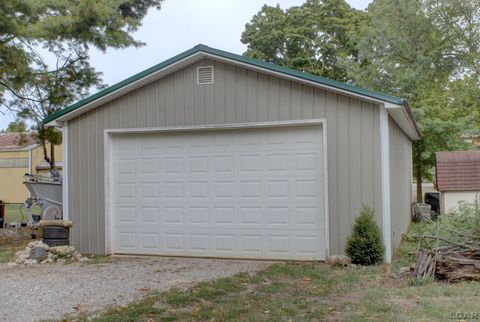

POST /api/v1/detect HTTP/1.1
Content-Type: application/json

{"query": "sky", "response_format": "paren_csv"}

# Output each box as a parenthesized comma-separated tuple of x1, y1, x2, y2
(0, 0, 371, 130)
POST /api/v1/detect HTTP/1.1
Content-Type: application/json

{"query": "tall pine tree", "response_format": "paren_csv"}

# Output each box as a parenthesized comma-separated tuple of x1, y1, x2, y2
(1, 0, 164, 170)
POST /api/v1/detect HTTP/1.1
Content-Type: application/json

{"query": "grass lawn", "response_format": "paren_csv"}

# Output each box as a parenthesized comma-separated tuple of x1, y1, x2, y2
(65, 222, 480, 322)
(4, 203, 41, 223)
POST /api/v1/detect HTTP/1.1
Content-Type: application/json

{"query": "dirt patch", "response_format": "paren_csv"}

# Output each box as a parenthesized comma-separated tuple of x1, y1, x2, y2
(0, 227, 36, 244)
(323, 272, 397, 321)
(388, 297, 418, 310)
(0, 228, 37, 263)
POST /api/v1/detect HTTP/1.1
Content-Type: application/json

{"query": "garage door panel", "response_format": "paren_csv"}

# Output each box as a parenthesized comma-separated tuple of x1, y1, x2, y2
(139, 182, 159, 200)
(111, 125, 326, 260)
(114, 228, 326, 258)
(112, 179, 326, 203)
(214, 207, 235, 224)
(140, 157, 159, 174)
(189, 233, 209, 251)
(164, 157, 183, 174)
(116, 183, 136, 199)
(188, 156, 209, 173)
(142, 233, 160, 249)
(114, 203, 326, 226)
(115, 154, 323, 177)
(165, 233, 184, 250)
(117, 206, 136, 224)
(139, 206, 160, 223)
(164, 206, 183, 223)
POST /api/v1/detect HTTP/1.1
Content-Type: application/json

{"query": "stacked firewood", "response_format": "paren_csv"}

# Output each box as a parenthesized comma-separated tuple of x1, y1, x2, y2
(413, 238, 480, 282)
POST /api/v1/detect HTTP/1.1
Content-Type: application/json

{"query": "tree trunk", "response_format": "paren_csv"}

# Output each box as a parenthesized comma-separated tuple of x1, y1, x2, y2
(50, 142, 55, 170)
(416, 164, 423, 203)
(42, 139, 51, 167)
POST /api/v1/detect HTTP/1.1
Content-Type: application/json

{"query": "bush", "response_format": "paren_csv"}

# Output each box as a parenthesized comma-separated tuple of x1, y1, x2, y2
(345, 205, 384, 265)
(408, 200, 480, 249)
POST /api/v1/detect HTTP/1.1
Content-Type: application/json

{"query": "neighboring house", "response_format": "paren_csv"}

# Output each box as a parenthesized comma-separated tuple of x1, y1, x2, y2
(0, 132, 62, 203)
(436, 151, 480, 213)
(45, 45, 420, 262)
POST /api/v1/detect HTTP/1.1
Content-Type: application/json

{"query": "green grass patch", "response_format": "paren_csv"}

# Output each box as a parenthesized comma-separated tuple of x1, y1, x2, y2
(391, 221, 424, 273)
(0, 248, 16, 263)
(348, 279, 480, 322)
(82, 255, 115, 265)
(4, 203, 41, 223)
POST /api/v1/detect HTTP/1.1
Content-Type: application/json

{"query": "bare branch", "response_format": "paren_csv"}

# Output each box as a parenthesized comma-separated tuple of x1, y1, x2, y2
(419, 235, 478, 249)
(0, 81, 43, 103)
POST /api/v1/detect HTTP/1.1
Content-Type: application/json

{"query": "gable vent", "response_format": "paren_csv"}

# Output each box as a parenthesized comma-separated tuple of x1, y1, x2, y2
(197, 66, 214, 84)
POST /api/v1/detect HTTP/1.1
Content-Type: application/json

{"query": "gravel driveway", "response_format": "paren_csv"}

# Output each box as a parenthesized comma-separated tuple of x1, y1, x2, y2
(0, 256, 271, 322)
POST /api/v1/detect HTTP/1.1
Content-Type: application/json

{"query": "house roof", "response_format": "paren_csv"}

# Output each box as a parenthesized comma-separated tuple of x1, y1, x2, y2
(43, 44, 420, 139)
(0, 132, 38, 151)
(436, 151, 480, 191)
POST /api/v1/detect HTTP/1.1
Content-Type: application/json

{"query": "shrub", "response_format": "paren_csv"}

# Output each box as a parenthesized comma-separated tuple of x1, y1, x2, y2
(408, 200, 480, 249)
(345, 205, 384, 265)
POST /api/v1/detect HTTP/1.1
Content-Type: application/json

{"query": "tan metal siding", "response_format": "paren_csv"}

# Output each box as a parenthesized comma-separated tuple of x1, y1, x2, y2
(389, 116, 413, 253)
(0, 145, 62, 204)
(68, 58, 383, 255)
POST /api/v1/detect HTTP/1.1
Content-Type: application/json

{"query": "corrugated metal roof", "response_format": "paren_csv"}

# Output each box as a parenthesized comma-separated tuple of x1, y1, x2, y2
(43, 44, 410, 125)
(0, 133, 37, 151)
(436, 151, 480, 191)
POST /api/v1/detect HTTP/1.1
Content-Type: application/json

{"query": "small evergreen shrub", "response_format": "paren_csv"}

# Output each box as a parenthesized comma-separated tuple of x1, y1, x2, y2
(345, 205, 384, 265)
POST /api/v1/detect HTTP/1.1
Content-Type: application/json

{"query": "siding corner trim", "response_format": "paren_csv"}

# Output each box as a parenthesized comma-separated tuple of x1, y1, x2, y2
(380, 106, 392, 263)
(62, 122, 69, 220)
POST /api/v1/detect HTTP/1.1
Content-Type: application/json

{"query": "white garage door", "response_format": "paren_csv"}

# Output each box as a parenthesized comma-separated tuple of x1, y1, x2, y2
(110, 125, 326, 260)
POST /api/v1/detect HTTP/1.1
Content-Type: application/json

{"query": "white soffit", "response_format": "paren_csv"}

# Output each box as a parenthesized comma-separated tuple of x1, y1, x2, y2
(385, 104, 420, 140)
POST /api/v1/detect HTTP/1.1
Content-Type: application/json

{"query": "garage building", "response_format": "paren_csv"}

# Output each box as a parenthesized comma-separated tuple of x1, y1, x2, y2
(45, 45, 419, 262)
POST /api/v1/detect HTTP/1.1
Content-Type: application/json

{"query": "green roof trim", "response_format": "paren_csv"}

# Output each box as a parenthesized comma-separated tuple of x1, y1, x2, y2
(43, 44, 404, 124)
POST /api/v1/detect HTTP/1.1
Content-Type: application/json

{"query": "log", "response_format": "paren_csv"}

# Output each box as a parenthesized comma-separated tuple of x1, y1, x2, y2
(38, 220, 73, 228)
(413, 250, 436, 279)
(435, 255, 480, 282)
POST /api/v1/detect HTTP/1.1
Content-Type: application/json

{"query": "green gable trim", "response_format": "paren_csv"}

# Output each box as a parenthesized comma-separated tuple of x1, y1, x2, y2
(43, 45, 201, 124)
(43, 44, 404, 124)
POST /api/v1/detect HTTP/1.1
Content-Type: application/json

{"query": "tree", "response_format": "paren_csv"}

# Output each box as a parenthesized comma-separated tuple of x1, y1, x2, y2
(7, 48, 102, 169)
(1, 0, 163, 99)
(345, 205, 384, 265)
(1, 0, 164, 170)
(347, 0, 479, 202)
(412, 86, 472, 201)
(3, 121, 27, 133)
(426, 0, 480, 79)
(242, 0, 480, 202)
(241, 0, 366, 82)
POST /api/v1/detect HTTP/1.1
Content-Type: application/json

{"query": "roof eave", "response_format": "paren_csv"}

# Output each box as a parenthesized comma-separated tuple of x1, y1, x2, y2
(0, 143, 41, 152)
(383, 101, 421, 140)
(439, 188, 480, 192)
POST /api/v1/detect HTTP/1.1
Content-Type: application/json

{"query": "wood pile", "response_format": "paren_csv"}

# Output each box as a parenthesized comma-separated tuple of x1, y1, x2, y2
(413, 241, 480, 282)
